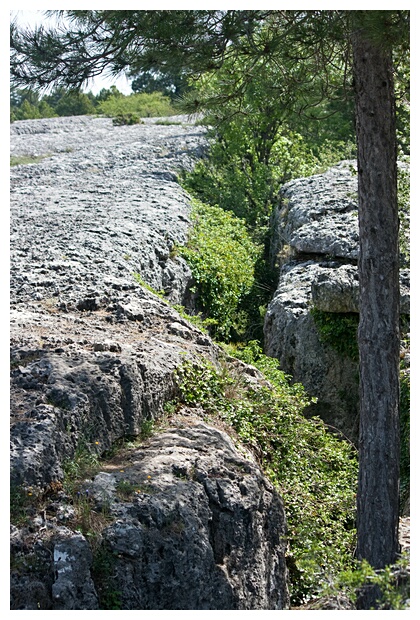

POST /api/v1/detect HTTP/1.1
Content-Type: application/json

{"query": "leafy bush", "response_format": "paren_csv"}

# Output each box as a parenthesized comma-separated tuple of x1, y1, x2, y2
(112, 113, 142, 125)
(332, 556, 410, 609)
(98, 91, 176, 118)
(178, 200, 260, 340)
(398, 162, 410, 267)
(175, 348, 358, 604)
(181, 116, 356, 233)
(399, 365, 410, 511)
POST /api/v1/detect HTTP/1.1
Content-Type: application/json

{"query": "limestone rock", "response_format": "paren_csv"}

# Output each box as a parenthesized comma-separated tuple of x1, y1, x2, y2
(52, 532, 99, 610)
(311, 264, 410, 314)
(270, 161, 359, 265)
(264, 261, 360, 441)
(94, 418, 289, 610)
(10, 115, 206, 307)
(10, 115, 289, 609)
(265, 161, 410, 444)
(10, 416, 290, 610)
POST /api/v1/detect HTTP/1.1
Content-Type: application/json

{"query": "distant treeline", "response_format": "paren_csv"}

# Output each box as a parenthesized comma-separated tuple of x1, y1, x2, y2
(10, 84, 178, 122)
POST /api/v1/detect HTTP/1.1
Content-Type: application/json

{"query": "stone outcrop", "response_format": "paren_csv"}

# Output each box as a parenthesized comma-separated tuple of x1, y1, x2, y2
(264, 161, 409, 444)
(10, 115, 206, 307)
(10, 115, 289, 610)
(94, 417, 288, 610)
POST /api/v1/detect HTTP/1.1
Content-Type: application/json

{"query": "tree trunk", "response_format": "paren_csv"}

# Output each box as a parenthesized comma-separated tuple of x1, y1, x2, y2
(352, 17, 400, 609)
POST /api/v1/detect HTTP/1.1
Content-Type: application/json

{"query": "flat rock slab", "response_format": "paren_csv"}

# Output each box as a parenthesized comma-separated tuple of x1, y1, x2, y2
(11, 115, 207, 306)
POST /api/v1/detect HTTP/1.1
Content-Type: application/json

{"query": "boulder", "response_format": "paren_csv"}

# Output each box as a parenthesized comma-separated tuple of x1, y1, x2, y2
(10, 415, 289, 610)
(265, 161, 409, 444)
(94, 417, 289, 610)
(52, 532, 99, 610)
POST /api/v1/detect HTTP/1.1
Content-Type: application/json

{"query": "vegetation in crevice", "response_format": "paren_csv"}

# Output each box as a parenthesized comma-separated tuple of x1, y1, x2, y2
(310, 308, 359, 362)
(10, 154, 51, 166)
(174, 348, 358, 605)
(177, 200, 261, 341)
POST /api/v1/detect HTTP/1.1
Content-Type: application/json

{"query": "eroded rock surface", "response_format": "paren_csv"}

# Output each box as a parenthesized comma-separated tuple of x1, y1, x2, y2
(95, 417, 288, 610)
(264, 161, 410, 444)
(11, 115, 206, 306)
(10, 115, 289, 610)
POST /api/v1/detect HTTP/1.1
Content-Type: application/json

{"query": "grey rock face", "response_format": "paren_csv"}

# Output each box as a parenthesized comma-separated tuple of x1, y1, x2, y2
(52, 532, 99, 610)
(264, 262, 360, 441)
(311, 264, 410, 315)
(265, 161, 410, 443)
(10, 115, 206, 306)
(10, 115, 289, 610)
(10, 415, 289, 610)
(95, 418, 289, 610)
(269, 161, 359, 266)
(10, 287, 218, 487)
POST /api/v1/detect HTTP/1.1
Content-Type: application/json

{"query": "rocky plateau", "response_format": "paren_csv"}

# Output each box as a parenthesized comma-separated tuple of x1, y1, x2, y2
(10, 115, 289, 610)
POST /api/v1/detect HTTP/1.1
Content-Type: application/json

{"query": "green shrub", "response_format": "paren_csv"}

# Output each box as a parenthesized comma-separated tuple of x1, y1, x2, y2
(175, 351, 358, 604)
(398, 162, 410, 267)
(112, 113, 142, 125)
(178, 200, 260, 341)
(332, 556, 410, 609)
(181, 120, 356, 231)
(98, 91, 176, 118)
(400, 366, 410, 511)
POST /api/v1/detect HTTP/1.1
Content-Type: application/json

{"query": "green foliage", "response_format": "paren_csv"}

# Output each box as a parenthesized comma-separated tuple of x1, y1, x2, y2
(140, 418, 155, 439)
(10, 154, 50, 166)
(182, 120, 354, 232)
(116, 479, 140, 498)
(48, 89, 96, 116)
(112, 113, 142, 125)
(175, 352, 358, 604)
(10, 485, 42, 527)
(92, 547, 122, 609)
(311, 309, 410, 512)
(398, 162, 410, 267)
(331, 555, 410, 609)
(62, 440, 101, 495)
(10, 85, 97, 121)
(130, 68, 190, 101)
(400, 366, 410, 511)
(133, 272, 165, 297)
(10, 85, 177, 123)
(171, 304, 218, 334)
(178, 200, 260, 340)
(311, 309, 359, 362)
(95, 85, 123, 101)
(98, 91, 176, 118)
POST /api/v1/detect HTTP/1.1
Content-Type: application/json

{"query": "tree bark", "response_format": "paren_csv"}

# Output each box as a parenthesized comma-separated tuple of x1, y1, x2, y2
(352, 17, 400, 609)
